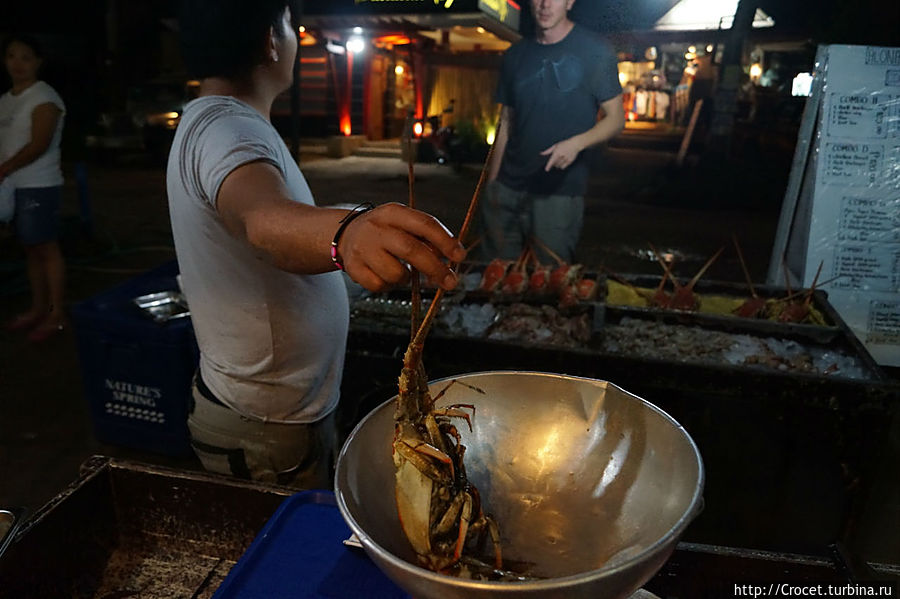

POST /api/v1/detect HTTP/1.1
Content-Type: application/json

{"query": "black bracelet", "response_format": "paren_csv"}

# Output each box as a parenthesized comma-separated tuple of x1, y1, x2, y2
(330, 202, 375, 271)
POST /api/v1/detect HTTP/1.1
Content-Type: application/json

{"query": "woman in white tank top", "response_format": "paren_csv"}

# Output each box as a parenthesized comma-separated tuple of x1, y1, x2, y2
(0, 34, 67, 342)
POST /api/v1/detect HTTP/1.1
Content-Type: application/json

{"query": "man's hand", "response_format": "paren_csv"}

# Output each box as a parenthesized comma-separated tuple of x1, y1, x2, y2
(541, 136, 583, 171)
(539, 94, 625, 172)
(337, 203, 466, 293)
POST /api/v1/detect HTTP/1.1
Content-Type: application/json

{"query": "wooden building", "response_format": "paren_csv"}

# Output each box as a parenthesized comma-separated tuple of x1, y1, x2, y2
(288, 0, 522, 141)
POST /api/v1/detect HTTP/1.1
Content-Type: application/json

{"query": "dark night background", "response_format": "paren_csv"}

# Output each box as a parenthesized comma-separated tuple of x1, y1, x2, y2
(4, 0, 899, 87)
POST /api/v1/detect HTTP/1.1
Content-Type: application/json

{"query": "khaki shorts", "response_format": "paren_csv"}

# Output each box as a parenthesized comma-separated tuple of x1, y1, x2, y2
(187, 382, 337, 490)
(477, 180, 584, 263)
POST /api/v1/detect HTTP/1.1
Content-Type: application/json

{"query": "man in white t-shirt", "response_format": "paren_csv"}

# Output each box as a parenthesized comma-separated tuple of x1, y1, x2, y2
(0, 34, 67, 342)
(170, 0, 466, 488)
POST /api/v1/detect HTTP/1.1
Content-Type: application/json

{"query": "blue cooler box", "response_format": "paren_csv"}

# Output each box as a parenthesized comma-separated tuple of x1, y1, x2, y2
(72, 260, 197, 457)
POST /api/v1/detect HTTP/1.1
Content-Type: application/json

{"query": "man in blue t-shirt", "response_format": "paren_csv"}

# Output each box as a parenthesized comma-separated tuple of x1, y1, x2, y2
(481, 0, 624, 264)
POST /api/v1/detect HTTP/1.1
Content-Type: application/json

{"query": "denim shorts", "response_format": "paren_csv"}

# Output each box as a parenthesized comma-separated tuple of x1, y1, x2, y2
(14, 186, 62, 245)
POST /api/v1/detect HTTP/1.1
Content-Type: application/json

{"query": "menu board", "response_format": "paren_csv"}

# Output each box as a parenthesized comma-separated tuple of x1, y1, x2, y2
(797, 45, 900, 366)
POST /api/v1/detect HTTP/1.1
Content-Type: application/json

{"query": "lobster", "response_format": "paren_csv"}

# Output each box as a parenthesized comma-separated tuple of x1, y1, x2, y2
(392, 122, 514, 579)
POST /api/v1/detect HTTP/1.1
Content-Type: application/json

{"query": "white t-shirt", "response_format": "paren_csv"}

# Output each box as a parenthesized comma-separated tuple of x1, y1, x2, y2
(0, 80, 65, 187)
(166, 96, 349, 424)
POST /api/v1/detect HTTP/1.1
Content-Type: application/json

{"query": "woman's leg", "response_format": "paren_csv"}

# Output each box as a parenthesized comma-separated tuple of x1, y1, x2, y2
(27, 240, 67, 331)
(6, 246, 51, 329)
(11, 186, 67, 338)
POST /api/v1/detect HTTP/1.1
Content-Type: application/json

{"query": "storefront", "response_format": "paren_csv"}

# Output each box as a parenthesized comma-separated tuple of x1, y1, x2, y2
(609, 0, 779, 127)
(289, 0, 522, 143)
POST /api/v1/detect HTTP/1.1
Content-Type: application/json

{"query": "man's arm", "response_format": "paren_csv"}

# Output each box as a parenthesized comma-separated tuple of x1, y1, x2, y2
(216, 161, 466, 293)
(0, 103, 61, 181)
(541, 94, 625, 171)
(486, 105, 511, 182)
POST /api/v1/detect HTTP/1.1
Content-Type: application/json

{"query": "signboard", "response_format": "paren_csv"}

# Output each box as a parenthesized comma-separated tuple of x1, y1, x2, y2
(304, 0, 521, 31)
(306, 0, 481, 15)
(478, 0, 521, 31)
(770, 45, 900, 366)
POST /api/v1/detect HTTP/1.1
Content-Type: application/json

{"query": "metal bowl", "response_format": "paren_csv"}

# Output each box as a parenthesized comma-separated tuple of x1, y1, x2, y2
(335, 371, 704, 599)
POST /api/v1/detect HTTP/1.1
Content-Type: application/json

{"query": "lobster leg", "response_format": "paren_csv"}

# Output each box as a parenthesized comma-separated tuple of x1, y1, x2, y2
(435, 491, 466, 535)
(432, 407, 475, 432)
(395, 436, 455, 480)
(454, 493, 474, 561)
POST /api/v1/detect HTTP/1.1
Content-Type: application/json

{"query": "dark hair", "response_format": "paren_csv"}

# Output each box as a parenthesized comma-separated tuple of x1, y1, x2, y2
(179, 0, 296, 80)
(2, 34, 45, 59)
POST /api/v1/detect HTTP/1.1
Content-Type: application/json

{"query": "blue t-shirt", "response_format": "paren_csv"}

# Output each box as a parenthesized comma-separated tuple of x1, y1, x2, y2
(496, 24, 621, 196)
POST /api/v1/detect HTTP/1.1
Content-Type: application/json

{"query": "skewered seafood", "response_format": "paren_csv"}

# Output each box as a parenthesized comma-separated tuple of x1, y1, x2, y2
(772, 261, 824, 323)
(649, 243, 724, 311)
(479, 258, 512, 292)
(499, 249, 531, 295)
(731, 235, 768, 319)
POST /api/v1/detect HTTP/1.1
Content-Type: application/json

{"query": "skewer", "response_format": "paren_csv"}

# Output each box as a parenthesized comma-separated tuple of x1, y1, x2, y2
(731, 234, 758, 298)
(772, 275, 842, 304)
(530, 236, 565, 266)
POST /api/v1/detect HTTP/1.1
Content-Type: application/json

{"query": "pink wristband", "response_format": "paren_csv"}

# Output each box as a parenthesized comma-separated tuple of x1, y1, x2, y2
(330, 202, 375, 271)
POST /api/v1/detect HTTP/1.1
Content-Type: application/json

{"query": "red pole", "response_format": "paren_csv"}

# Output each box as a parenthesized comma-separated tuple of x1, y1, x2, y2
(342, 52, 354, 136)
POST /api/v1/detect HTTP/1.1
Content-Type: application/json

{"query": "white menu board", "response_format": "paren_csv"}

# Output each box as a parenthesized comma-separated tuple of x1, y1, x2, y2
(804, 45, 900, 366)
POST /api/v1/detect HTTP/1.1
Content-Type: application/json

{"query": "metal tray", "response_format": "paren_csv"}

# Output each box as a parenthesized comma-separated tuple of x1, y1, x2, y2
(132, 290, 190, 323)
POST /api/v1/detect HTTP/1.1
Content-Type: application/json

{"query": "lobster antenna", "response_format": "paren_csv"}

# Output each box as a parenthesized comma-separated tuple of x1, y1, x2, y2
(405, 114, 421, 339)
(451, 121, 499, 271)
(412, 121, 502, 348)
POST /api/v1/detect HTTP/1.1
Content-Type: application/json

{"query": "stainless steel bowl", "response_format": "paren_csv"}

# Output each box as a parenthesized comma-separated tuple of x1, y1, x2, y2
(335, 371, 704, 599)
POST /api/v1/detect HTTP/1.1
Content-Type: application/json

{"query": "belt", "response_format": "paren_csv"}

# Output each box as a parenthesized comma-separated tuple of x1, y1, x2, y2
(196, 370, 228, 408)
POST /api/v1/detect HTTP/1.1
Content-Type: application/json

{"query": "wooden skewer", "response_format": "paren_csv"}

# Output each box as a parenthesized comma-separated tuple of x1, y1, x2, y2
(773, 275, 842, 304)
(648, 242, 677, 285)
(686, 246, 724, 290)
(530, 236, 565, 266)
(732, 234, 758, 298)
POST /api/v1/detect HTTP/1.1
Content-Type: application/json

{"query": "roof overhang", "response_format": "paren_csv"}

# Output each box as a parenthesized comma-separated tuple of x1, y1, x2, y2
(302, 12, 520, 43)
(653, 0, 775, 31)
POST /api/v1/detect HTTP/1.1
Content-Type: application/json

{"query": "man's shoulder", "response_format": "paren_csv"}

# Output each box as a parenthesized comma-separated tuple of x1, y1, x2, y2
(569, 24, 615, 53)
(504, 37, 530, 59)
(183, 96, 271, 136)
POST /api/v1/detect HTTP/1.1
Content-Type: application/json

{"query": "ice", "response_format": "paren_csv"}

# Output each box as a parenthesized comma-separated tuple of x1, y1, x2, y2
(442, 303, 497, 337)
